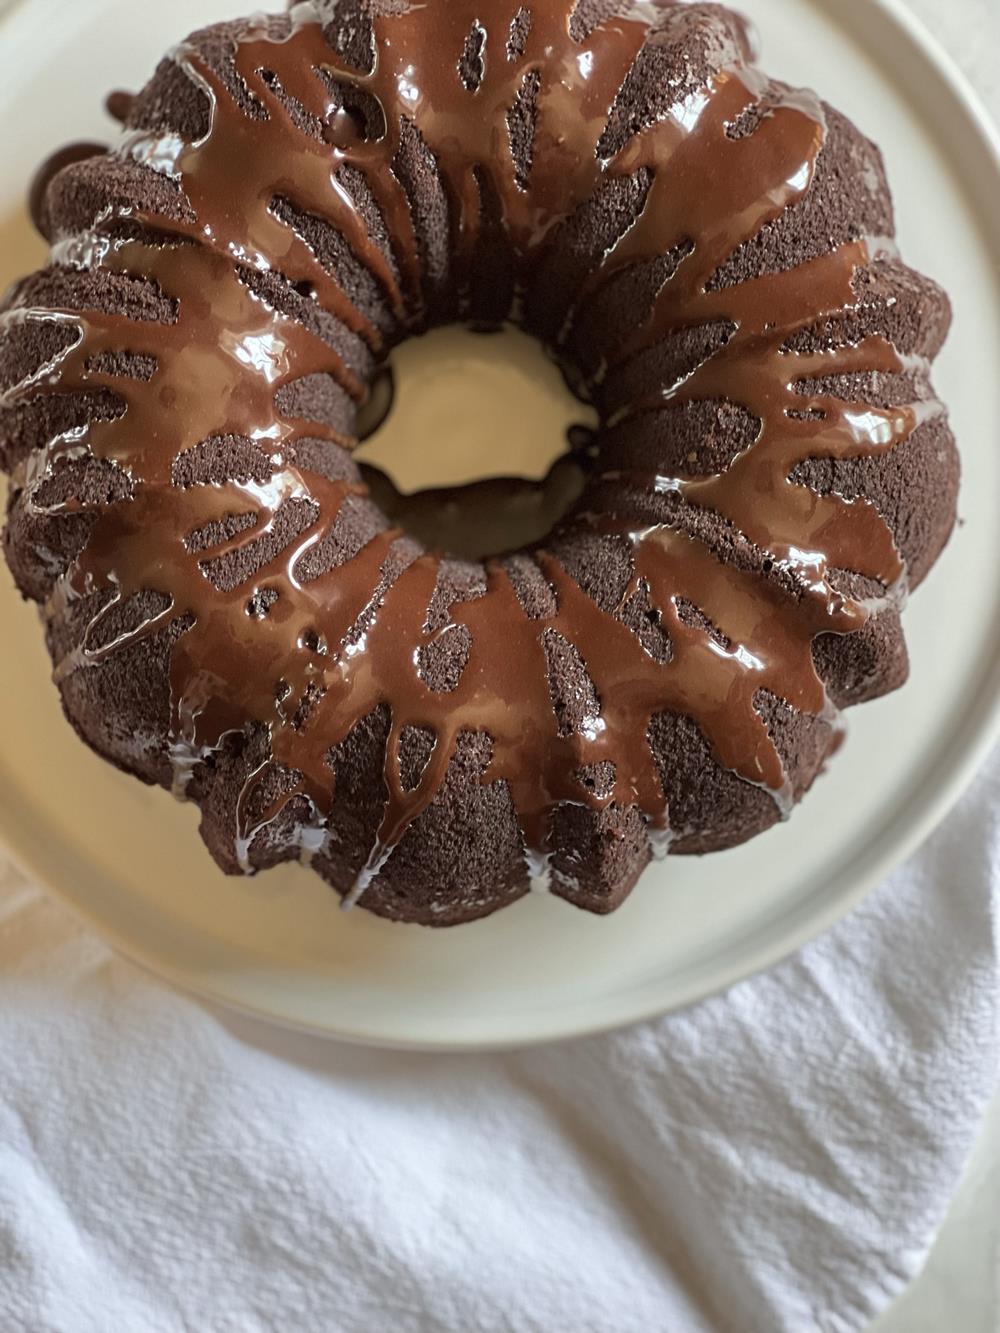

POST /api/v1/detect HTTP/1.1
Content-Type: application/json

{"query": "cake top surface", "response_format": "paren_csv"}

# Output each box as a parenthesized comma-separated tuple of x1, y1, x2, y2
(6, 0, 938, 897)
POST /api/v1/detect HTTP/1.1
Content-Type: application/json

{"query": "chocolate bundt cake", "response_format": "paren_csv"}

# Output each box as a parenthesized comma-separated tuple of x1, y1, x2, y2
(0, 1, 958, 925)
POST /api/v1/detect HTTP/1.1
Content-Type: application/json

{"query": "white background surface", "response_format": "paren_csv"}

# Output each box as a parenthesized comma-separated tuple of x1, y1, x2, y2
(0, 0, 996, 1326)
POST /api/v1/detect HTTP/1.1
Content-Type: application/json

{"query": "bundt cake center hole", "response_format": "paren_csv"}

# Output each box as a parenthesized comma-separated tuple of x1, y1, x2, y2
(354, 325, 598, 561)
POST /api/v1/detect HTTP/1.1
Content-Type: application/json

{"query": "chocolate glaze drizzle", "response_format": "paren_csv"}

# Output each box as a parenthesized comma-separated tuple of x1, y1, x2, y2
(5, 1, 932, 908)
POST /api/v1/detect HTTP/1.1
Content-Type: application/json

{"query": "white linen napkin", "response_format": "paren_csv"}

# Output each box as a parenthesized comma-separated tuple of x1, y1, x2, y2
(0, 747, 996, 1333)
